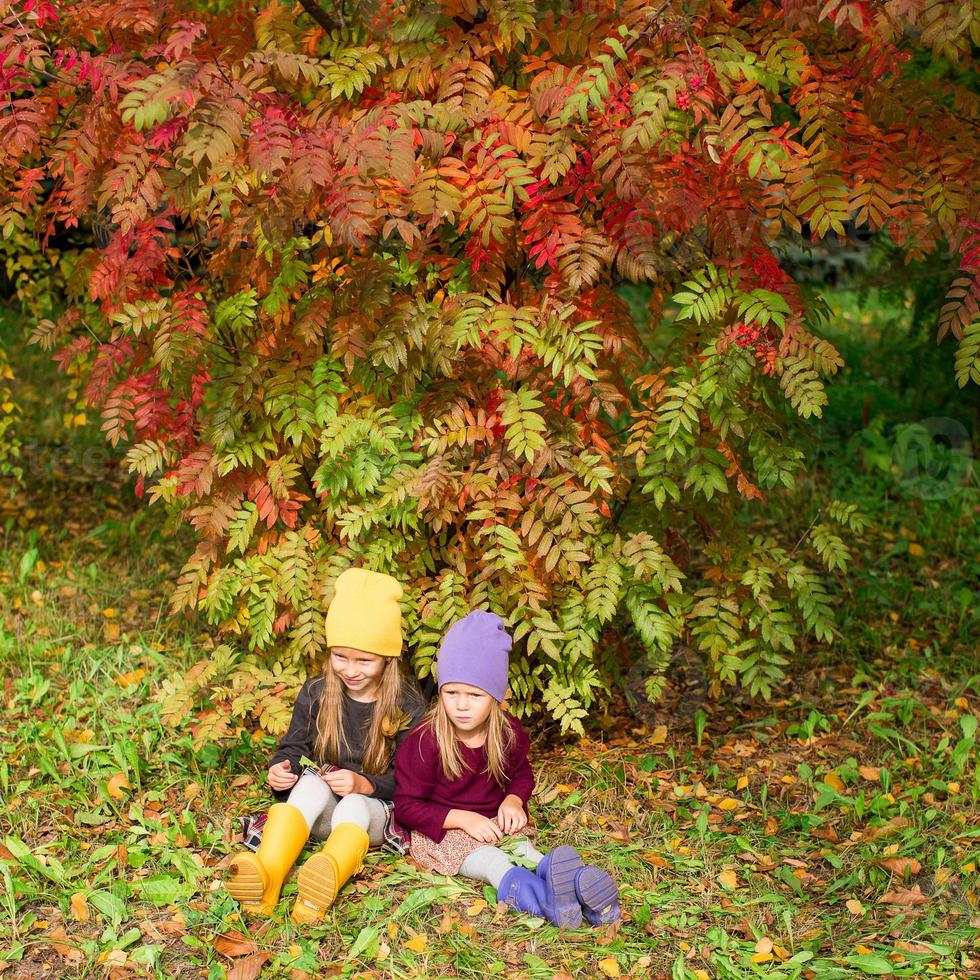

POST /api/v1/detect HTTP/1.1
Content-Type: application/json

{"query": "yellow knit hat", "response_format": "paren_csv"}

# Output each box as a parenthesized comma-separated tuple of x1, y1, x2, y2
(324, 567, 403, 658)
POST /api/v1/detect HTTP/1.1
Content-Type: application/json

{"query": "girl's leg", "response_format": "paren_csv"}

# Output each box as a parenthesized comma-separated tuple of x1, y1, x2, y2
(511, 839, 545, 867)
(287, 772, 340, 837)
(291, 793, 379, 924)
(226, 775, 337, 916)
(330, 793, 388, 846)
(462, 845, 571, 925)
(458, 845, 516, 889)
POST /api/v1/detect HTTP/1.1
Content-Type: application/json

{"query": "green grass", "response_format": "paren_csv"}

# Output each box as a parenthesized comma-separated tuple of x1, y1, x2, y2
(0, 297, 978, 978)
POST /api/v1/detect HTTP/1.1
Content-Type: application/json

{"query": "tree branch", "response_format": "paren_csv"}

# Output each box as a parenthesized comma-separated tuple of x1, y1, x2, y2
(296, 0, 338, 34)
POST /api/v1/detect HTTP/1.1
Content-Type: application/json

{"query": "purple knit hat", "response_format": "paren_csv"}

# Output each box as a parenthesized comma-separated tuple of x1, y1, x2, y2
(436, 610, 512, 702)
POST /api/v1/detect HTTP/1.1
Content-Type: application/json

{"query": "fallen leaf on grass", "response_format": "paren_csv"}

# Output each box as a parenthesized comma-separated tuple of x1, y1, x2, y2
(597, 957, 621, 977)
(718, 869, 738, 890)
(650, 725, 668, 745)
(878, 857, 921, 877)
(718, 797, 740, 811)
(184, 781, 201, 802)
(69, 892, 89, 922)
(403, 933, 428, 953)
(214, 931, 258, 957)
(846, 899, 865, 915)
(227, 952, 269, 980)
(881, 885, 928, 906)
(754, 937, 773, 955)
(751, 952, 772, 964)
(859, 765, 881, 781)
(823, 772, 846, 793)
(641, 852, 670, 869)
(115, 668, 145, 687)
(48, 926, 83, 962)
(106, 772, 131, 799)
(465, 899, 486, 917)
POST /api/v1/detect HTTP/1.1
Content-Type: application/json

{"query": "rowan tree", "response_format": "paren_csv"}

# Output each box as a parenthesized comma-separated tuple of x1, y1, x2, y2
(1, 0, 977, 736)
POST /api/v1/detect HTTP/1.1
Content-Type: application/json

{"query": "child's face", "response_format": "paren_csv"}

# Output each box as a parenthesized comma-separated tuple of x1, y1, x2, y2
(330, 647, 386, 698)
(440, 682, 494, 733)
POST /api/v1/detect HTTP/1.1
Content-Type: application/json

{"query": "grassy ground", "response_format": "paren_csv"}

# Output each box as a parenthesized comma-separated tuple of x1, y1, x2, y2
(0, 298, 978, 979)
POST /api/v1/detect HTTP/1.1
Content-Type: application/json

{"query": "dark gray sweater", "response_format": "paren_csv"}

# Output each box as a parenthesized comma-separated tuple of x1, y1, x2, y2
(269, 675, 428, 801)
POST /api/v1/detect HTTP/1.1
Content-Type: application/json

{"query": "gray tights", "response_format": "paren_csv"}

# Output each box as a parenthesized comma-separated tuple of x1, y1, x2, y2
(458, 839, 545, 889)
(286, 772, 387, 845)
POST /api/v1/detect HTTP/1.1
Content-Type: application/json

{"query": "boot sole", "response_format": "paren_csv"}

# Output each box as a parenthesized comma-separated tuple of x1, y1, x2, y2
(226, 855, 267, 906)
(293, 851, 339, 920)
(575, 866, 621, 925)
(540, 845, 583, 928)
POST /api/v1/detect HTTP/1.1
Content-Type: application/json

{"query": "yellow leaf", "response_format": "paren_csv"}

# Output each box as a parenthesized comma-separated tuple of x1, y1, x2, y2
(823, 772, 846, 793)
(846, 899, 865, 915)
(597, 957, 621, 978)
(649, 725, 668, 745)
(736, 775, 748, 791)
(856, 944, 874, 955)
(751, 952, 773, 964)
(954, 697, 969, 709)
(718, 869, 738, 890)
(184, 782, 201, 802)
(403, 933, 427, 954)
(692, 972, 710, 980)
(104, 622, 121, 641)
(102, 607, 117, 618)
(70, 892, 89, 922)
(106, 772, 131, 799)
(858, 765, 880, 782)
(465, 899, 487, 916)
(718, 798, 740, 811)
(115, 668, 145, 688)
(908, 542, 924, 556)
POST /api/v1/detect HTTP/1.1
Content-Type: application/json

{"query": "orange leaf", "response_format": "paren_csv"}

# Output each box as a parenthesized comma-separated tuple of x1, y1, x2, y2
(718, 869, 738, 890)
(845, 899, 865, 916)
(881, 885, 928, 906)
(823, 772, 846, 793)
(878, 857, 922, 877)
(859, 765, 880, 781)
(227, 952, 270, 980)
(70, 892, 89, 922)
(106, 772, 131, 799)
(214, 931, 259, 958)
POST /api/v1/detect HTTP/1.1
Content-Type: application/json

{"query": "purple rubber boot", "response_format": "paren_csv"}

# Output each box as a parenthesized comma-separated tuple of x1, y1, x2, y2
(497, 866, 546, 918)
(574, 865, 621, 925)
(532, 845, 584, 928)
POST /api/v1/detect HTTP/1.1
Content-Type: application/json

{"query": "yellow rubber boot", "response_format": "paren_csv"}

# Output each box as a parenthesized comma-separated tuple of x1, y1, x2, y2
(226, 803, 309, 916)
(291, 822, 370, 924)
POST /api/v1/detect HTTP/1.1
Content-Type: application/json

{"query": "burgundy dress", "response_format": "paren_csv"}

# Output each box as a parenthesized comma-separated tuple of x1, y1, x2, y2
(393, 716, 536, 874)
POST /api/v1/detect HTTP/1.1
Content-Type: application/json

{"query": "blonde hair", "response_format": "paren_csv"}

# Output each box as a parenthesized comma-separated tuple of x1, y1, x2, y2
(424, 694, 515, 786)
(314, 655, 406, 775)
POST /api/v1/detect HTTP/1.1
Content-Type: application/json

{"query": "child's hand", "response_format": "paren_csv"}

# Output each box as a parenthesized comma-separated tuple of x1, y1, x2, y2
(497, 794, 528, 834)
(321, 768, 372, 797)
(268, 760, 299, 792)
(455, 811, 503, 844)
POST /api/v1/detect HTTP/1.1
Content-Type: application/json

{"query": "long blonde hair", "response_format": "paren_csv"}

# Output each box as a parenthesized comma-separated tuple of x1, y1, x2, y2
(314, 656, 406, 774)
(425, 695, 515, 786)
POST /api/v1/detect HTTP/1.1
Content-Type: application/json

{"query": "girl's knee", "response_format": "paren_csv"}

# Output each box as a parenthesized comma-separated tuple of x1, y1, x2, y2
(332, 793, 372, 829)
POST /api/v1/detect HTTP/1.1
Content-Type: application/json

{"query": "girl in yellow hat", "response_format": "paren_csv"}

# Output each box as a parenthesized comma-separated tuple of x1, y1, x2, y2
(225, 567, 427, 922)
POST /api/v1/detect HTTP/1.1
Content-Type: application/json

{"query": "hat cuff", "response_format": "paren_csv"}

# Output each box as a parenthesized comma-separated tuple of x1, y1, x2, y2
(326, 626, 401, 658)
(437, 671, 506, 702)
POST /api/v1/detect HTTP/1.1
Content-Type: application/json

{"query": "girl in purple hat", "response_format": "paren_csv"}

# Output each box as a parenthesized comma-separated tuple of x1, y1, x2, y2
(393, 610, 621, 928)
